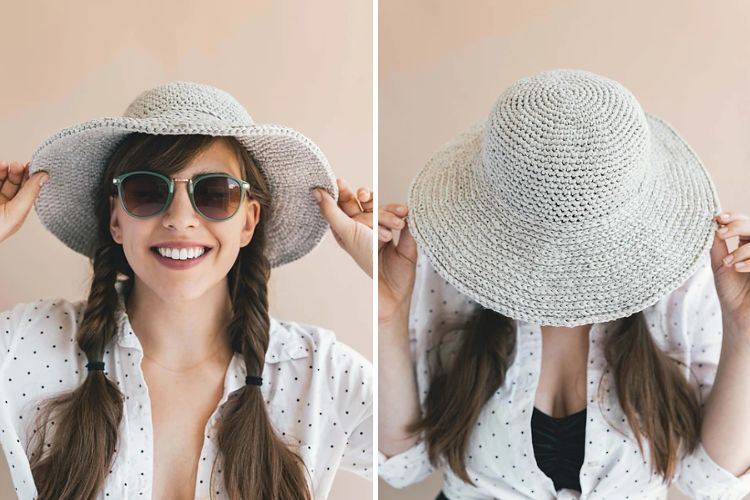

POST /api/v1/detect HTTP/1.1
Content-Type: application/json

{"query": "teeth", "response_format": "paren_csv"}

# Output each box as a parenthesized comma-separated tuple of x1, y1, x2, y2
(156, 246, 206, 261)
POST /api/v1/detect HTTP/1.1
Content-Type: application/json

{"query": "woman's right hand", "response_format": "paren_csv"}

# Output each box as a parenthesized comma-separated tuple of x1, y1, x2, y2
(0, 161, 48, 243)
(378, 203, 418, 323)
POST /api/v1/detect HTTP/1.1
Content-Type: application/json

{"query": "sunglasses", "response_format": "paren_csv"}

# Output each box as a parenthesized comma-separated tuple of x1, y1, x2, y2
(112, 170, 251, 221)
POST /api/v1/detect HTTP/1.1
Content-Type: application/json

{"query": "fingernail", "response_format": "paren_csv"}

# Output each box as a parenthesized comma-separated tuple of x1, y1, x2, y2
(379, 227, 391, 239)
(724, 254, 734, 265)
(718, 227, 728, 234)
(736, 262, 747, 269)
(720, 213, 730, 221)
(312, 189, 322, 202)
(395, 206, 407, 215)
(38, 173, 49, 187)
(394, 218, 404, 228)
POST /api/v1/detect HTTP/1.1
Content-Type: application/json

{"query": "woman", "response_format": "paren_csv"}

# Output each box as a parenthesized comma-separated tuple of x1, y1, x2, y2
(378, 70, 750, 499)
(0, 81, 373, 499)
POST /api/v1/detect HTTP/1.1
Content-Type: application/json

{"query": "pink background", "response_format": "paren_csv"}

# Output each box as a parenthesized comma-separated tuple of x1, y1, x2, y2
(379, 1, 750, 498)
(0, 1, 373, 498)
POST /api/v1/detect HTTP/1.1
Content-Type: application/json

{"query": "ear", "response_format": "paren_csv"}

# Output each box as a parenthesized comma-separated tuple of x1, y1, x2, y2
(240, 199, 261, 247)
(109, 195, 123, 244)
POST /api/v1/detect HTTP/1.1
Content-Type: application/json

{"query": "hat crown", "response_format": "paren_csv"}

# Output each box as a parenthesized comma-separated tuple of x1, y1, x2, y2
(481, 69, 651, 225)
(123, 81, 254, 125)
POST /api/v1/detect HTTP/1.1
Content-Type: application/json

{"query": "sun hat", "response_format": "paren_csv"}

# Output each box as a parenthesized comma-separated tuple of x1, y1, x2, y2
(407, 69, 720, 327)
(28, 81, 337, 268)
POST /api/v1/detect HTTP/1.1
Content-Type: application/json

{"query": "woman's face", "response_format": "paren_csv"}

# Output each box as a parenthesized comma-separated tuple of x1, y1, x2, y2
(108, 138, 261, 303)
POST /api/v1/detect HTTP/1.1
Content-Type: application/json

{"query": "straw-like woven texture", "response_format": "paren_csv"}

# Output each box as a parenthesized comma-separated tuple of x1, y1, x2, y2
(29, 81, 337, 268)
(408, 69, 720, 326)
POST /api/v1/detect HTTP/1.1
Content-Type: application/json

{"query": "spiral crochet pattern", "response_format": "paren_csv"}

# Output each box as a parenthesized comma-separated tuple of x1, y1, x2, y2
(29, 81, 337, 268)
(408, 69, 720, 326)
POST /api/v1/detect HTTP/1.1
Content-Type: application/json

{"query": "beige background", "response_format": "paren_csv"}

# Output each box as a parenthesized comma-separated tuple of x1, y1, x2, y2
(379, 1, 749, 499)
(0, 1, 372, 499)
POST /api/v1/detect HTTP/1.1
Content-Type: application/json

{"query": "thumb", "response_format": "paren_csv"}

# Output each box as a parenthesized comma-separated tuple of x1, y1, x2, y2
(710, 228, 729, 273)
(7, 171, 48, 218)
(396, 221, 418, 263)
(313, 187, 354, 237)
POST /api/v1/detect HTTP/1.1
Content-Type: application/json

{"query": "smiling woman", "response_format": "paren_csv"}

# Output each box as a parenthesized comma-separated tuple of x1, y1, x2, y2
(0, 81, 374, 500)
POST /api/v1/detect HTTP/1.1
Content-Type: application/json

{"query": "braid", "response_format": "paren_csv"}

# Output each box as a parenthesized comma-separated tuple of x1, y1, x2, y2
(215, 212, 312, 499)
(29, 243, 126, 499)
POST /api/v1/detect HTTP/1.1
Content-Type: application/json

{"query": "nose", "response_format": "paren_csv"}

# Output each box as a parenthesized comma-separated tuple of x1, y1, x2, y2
(161, 180, 200, 230)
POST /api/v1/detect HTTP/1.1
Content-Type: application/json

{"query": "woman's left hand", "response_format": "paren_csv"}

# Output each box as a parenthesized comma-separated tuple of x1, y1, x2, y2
(711, 211, 750, 329)
(313, 178, 373, 278)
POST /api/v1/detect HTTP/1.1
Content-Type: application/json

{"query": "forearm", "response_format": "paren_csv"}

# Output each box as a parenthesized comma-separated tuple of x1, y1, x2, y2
(701, 314, 750, 476)
(378, 312, 422, 458)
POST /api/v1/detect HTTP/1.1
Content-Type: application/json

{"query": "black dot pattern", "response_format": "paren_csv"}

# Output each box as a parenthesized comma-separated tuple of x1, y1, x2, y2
(0, 283, 372, 499)
(377, 249, 750, 499)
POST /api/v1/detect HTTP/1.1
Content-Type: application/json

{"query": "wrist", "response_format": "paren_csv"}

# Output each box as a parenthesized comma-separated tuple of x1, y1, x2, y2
(721, 312, 750, 343)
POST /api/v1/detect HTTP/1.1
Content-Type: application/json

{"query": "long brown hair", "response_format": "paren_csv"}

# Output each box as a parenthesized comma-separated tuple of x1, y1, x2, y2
(27, 133, 312, 499)
(409, 307, 701, 485)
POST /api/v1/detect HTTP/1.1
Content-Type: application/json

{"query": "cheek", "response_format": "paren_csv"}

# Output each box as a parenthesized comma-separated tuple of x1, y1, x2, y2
(117, 222, 153, 266)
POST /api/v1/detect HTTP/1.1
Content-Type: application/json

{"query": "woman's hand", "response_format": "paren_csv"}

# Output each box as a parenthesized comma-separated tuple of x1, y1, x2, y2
(711, 212, 750, 330)
(313, 178, 373, 278)
(378, 203, 417, 323)
(0, 161, 48, 244)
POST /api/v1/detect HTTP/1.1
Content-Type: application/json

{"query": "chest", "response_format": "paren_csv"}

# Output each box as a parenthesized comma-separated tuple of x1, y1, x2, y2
(533, 329, 590, 417)
(142, 364, 227, 500)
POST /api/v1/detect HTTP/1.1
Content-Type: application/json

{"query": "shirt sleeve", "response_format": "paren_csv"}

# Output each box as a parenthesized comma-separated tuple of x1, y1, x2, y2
(326, 337, 374, 481)
(671, 256, 750, 499)
(377, 248, 480, 489)
(378, 439, 434, 489)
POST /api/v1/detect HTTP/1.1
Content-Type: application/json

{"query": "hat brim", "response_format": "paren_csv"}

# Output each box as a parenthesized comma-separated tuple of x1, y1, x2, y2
(407, 114, 720, 326)
(29, 117, 337, 268)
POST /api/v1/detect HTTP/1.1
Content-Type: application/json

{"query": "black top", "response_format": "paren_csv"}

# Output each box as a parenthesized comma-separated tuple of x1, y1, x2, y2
(530, 405, 587, 492)
(435, 406, 588, 500)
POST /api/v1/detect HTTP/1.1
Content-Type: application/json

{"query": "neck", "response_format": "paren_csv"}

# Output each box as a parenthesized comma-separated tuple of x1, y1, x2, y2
(540, 323, 592, 354)
(125, 276, 235, 371)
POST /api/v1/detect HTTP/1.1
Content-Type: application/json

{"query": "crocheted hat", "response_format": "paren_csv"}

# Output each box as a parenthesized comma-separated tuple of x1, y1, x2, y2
(407, 69, 720, 326)
(28, 81, 337, 268)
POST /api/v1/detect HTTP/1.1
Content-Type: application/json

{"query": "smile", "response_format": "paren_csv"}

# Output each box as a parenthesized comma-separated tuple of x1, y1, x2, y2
(150, 246, 212, 269)
(156, 246, 207, 260)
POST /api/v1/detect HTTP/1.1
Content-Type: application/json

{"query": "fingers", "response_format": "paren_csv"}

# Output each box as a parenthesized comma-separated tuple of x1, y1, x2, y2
(0, 161, 27, 202)
(395, 221, 418, 263)
(336, 178, 373, 217)
(710, 230, 730, 273)
(723, 241, 750, 271)
(715, 213, 750, 241)
(378, 203, 408, 244)
(313, 187, 353, 233)
(714, 212, 750, 272)
(6, 168, 48, 215)
(356, 187, 373, 212)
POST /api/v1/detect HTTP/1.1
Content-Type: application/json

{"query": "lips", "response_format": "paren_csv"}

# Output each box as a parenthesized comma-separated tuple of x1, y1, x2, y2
(150, 246, 212, 270)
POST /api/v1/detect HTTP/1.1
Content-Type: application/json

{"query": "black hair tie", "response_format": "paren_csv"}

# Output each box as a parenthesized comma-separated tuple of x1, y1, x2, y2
(245, 375, 262, 386)
(86, 361, 105, 371)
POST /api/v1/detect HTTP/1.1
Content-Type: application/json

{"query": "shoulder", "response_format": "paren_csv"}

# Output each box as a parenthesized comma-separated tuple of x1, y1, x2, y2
(268, 317, 371, 369)
(642, 254, 720, 347)
(1, 296, 85, 335)
(267, 317, 372, 418)
(0, 297, 86, 368)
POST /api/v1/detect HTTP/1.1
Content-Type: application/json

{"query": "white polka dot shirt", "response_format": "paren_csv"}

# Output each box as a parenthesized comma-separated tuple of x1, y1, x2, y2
(378, 249, 750, 499)
(0, 283, 372, 499)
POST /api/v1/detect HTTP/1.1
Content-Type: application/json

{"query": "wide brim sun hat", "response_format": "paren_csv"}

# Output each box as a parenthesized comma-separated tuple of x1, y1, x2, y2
(407, 69, 720, 327)
(28, 80, 337, 268)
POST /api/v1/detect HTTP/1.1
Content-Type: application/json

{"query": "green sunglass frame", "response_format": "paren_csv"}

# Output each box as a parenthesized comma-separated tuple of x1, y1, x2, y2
(112, 170, 251, 222)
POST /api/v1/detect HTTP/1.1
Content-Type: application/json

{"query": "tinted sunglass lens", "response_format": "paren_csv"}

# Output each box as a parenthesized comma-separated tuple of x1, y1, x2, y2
(194, 177, 242, 220)
(121, 174, 169, 217)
